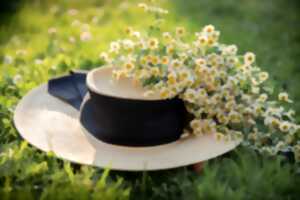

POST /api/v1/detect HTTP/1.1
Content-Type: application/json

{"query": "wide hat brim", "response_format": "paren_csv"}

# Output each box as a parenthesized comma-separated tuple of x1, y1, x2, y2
(14, 84, 241, 171)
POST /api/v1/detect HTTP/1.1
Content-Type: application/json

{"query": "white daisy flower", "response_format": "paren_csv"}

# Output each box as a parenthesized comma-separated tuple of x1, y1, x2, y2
(244, 52, 255, 65)
(80, 31, 92, 41)
(278, 92, 293, 103)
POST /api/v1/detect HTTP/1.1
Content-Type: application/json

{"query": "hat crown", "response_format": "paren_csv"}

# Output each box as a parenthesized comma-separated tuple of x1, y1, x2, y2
(87, 67, 161, 100)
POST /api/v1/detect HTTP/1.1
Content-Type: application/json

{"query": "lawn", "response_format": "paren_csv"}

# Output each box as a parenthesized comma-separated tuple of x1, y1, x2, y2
(0, 0, 300, 199)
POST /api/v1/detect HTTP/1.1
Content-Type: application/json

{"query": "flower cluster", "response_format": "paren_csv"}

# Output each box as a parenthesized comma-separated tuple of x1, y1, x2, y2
(100, 4, 300, 162)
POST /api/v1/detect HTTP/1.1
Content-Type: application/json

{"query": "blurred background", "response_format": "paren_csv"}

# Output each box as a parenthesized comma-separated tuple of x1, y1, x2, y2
(0, 1, 300, 199)
(0, 0, 300, 113)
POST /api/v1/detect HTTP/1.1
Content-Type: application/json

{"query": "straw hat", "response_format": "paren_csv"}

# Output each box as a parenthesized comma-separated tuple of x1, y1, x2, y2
(14, 67, 240, 171)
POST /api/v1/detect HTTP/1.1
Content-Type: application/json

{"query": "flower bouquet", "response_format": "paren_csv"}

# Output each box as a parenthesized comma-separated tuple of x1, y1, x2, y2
(98, 2, 300, 162)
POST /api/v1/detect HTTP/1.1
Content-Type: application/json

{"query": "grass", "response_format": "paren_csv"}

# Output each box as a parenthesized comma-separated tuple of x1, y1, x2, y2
(0, 0, 300, 199)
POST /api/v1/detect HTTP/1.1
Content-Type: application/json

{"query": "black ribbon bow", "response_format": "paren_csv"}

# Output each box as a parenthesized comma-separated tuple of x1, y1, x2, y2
(48, 70, 88, 110)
